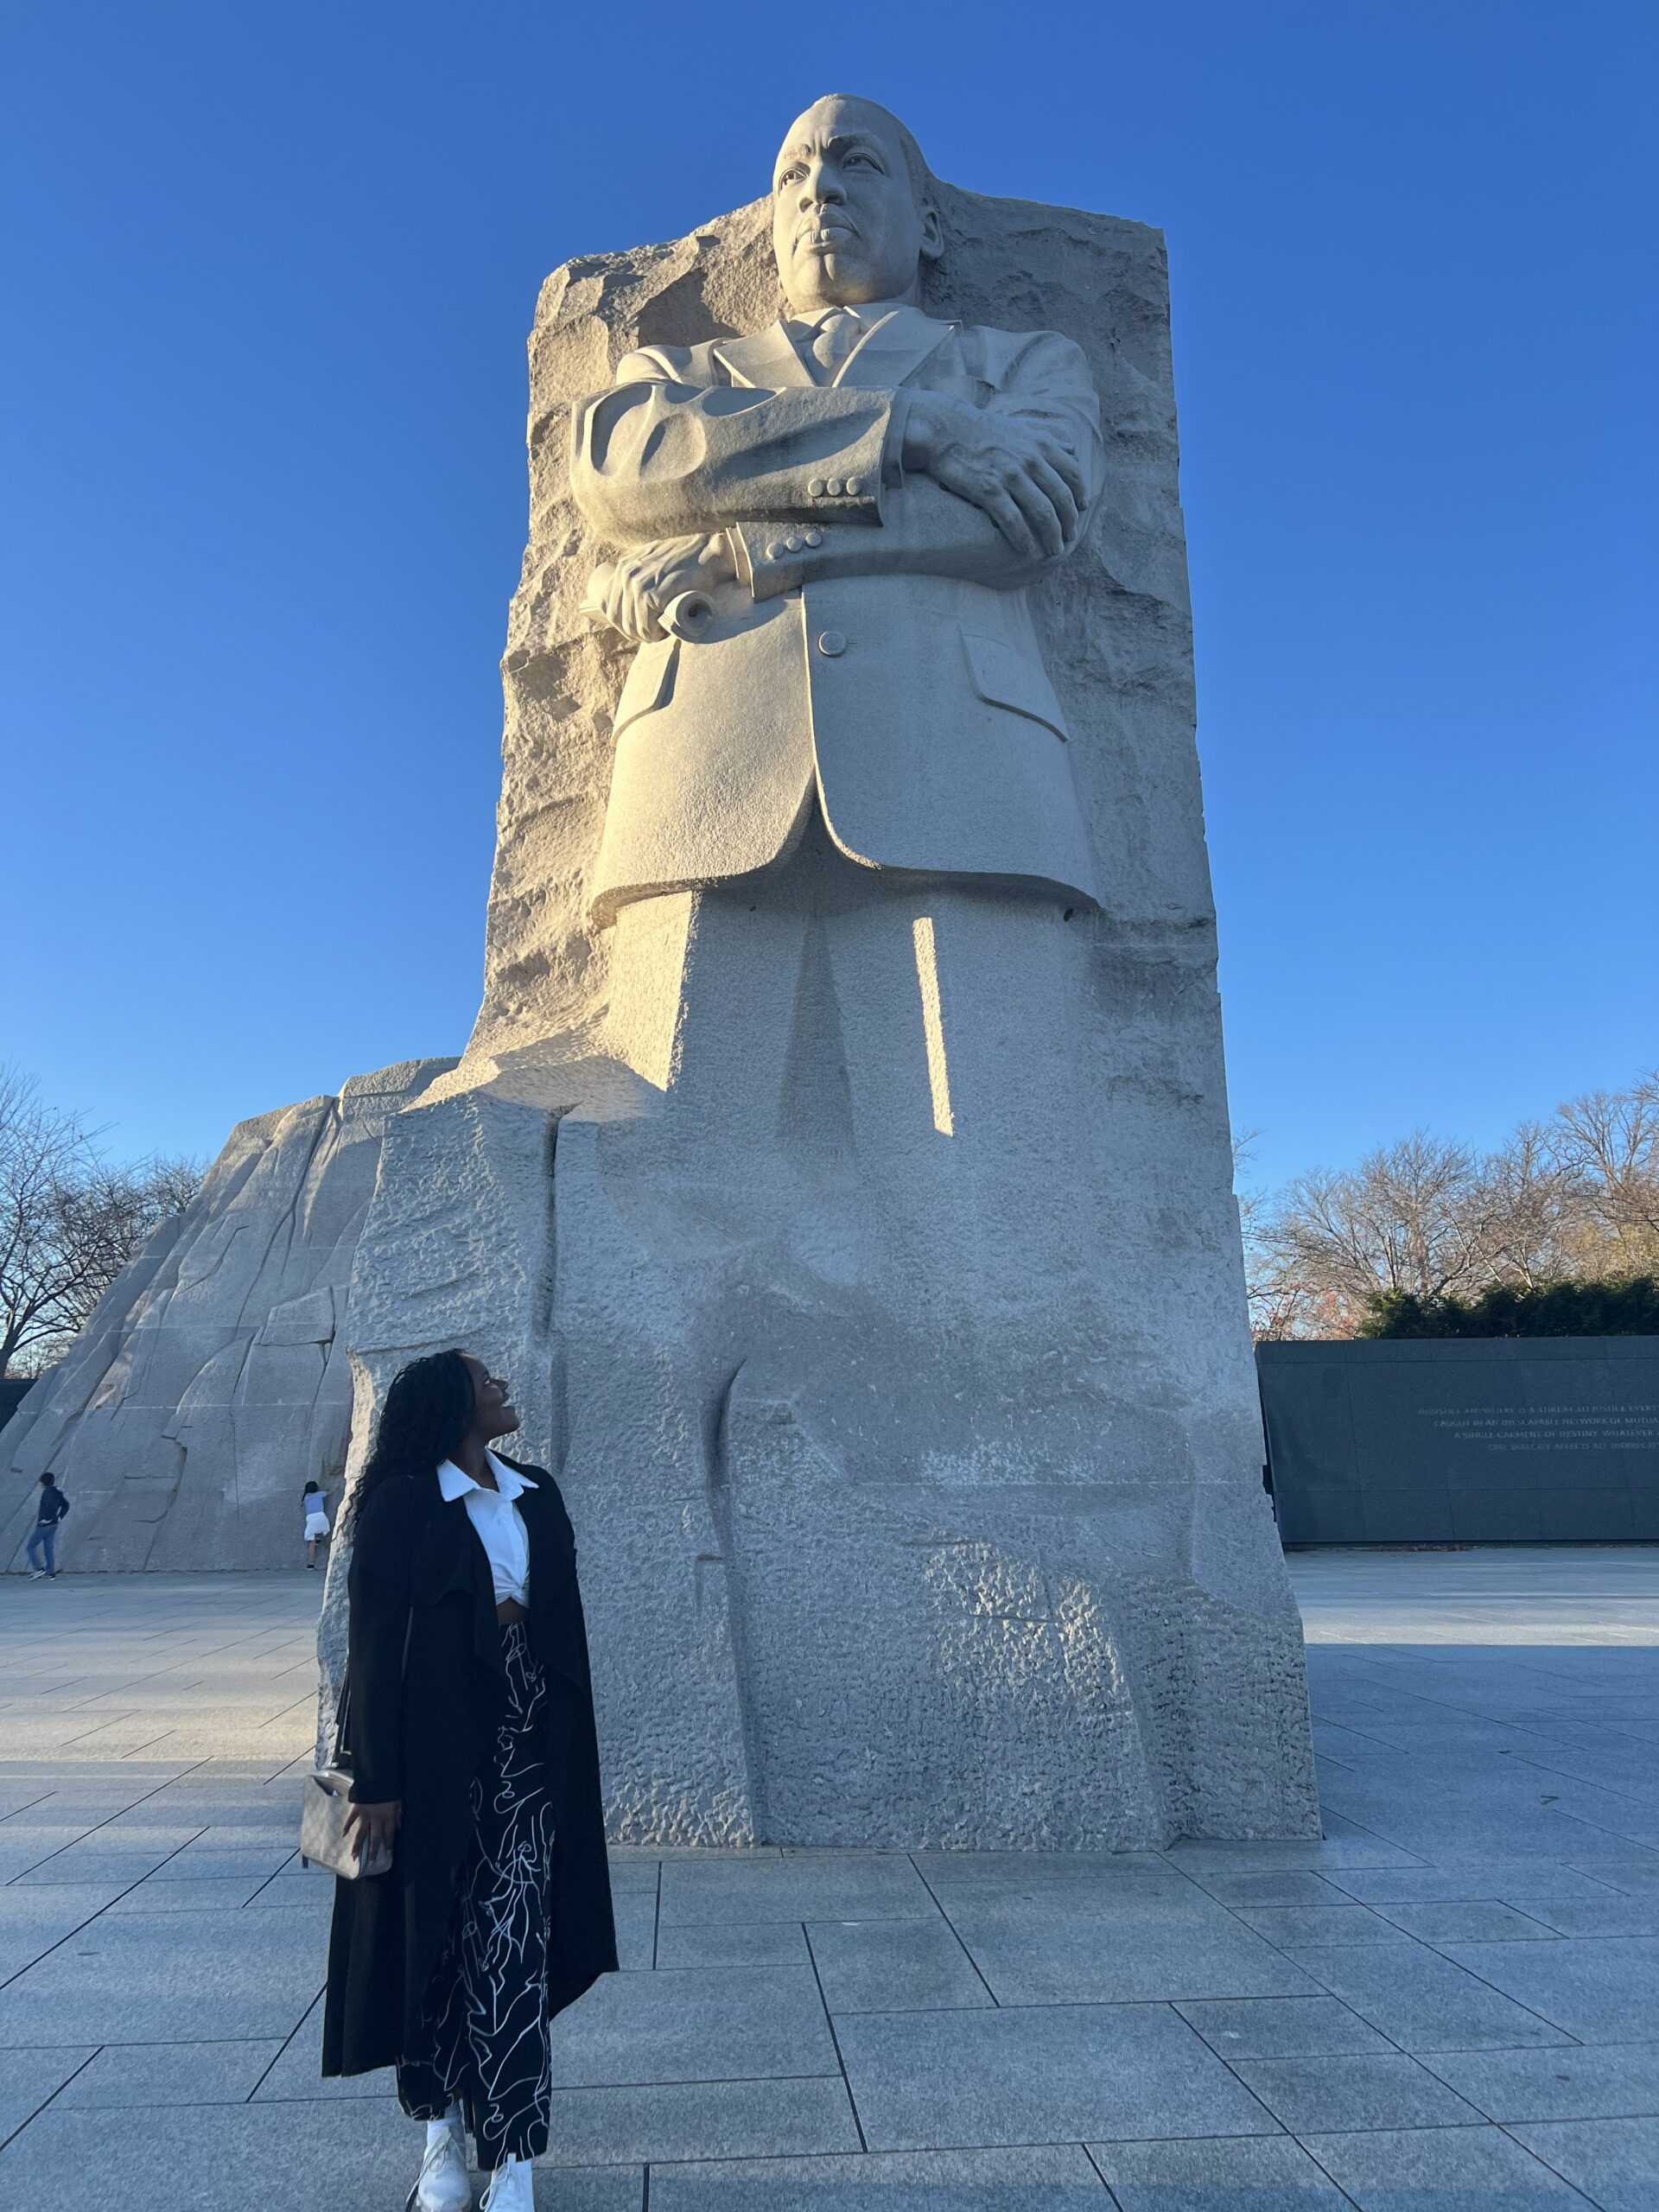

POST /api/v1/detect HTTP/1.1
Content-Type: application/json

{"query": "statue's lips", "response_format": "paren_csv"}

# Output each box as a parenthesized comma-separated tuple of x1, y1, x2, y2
(798, 221, 858, 249)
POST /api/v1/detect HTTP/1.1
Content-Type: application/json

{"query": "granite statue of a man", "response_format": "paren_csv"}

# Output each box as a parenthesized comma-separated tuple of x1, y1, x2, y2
(29, 92, 1316, 1846)
(310, 97, 1321, 1851)
(518, 92, 1319, 1848)
(575, 94, 1101, 925)
(569, 93, 1109, 1319)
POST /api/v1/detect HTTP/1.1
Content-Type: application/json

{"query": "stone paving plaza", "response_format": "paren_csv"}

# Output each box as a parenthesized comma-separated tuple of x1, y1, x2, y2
(1, 1554, 1657, 2208)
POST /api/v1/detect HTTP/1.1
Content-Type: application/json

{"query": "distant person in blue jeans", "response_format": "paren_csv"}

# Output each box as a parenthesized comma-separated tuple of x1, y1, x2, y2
(26, 1472, 69, 1578)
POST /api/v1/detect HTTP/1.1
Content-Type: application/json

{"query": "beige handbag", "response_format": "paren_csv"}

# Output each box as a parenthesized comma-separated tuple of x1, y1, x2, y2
(299, 1678, 392, 1879)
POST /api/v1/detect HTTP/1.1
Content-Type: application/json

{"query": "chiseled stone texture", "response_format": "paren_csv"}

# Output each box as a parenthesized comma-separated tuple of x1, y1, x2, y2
(314, 1079, 563, 1761)
(315, 179, 1320, 1851)
(0, 1059, 453, 1572)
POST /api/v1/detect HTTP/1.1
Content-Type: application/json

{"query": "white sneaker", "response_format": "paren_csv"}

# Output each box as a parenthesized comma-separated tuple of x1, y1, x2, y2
(480, 2156, 534, 2211)
(407, 2117, 474, 2212)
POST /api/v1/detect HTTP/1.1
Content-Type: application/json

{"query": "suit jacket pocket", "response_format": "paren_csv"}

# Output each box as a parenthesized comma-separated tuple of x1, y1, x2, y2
(960, 629, 1069, 741)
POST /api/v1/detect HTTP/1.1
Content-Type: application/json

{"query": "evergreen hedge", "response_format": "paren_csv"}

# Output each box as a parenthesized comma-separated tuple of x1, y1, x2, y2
(1360, 1279, 1659, 1339)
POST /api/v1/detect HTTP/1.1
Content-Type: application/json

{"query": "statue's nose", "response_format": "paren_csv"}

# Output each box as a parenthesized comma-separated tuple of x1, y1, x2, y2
(801, 158, 846, 208)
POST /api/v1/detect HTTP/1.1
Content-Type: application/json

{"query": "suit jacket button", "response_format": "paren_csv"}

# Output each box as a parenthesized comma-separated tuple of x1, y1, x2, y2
(804, 528, 824, 547)
(766, 539, 786, 560)
(807, 477, 826, 496)
(785, 533, 804, 552)
(825, 476, 843, 496)
(844, 474, 863, 495)
(817, 630, 847, 657)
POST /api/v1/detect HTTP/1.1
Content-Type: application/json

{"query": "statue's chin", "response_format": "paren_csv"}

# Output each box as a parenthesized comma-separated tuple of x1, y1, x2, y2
(788, 248, 882, 309)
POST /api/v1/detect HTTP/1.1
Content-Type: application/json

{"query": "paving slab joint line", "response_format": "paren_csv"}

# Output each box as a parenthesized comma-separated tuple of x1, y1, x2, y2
(1176, 1996, 1417, 2068)
(0, 1791, 54, 1825)
(1078, 2144, 1114, 2203)
(901, 1849, 1001, 2007)
(800, 1923, 869, 2152)
(1407, 1905, 1565, 1952)
(1287, 2129, 1384, 2209)
(243, 1849, 303, 1904)
(0, 1821, 216, 1991)
(0, 2044, 103, 2156)
(245, 1980, 328, 2103)
(121, 1731, 187, 1760)
(1382, 1923, 1620, 2048)
(1491, 2113, 1620, 2203)
(1204, 2039, 1316, 2143)
(1080, 2138, 1122, 2203)
(18, 1814, 208, 1885)
(1083, 2137, 1360, 2210)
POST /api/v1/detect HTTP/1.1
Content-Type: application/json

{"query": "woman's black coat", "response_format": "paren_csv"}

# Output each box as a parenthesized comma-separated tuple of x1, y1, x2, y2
(321, 1455, 618, 2077)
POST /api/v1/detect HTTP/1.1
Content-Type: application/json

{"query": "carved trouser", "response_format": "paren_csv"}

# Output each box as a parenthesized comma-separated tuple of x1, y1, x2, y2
(563, 816, 1195, 1843)
(600, 811, 1102, 1369)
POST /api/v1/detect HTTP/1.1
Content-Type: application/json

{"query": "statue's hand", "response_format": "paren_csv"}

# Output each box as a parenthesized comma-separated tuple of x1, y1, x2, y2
(901, 396, 1087, 560)
(586, 535, 736, 643)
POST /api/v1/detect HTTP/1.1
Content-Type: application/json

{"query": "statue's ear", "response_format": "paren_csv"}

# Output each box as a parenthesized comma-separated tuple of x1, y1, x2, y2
(918, 206, 944, 265)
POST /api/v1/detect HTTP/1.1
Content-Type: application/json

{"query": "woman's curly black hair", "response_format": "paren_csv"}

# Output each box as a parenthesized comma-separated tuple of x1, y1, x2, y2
(345, 1349, 477, 1535)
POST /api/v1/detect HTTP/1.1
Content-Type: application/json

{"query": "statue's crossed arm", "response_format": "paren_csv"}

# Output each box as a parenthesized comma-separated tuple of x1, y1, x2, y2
(572, 329, 1103, 642)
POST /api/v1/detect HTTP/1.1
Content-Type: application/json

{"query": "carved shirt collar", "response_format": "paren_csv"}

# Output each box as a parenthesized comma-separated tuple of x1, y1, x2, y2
(786, 296, 912, 334)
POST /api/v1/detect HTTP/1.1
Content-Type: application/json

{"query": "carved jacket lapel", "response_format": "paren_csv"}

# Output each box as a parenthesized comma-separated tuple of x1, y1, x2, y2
(832, 305, 955, 391)
(711, 322, 815, 391)
(711, 310, 954, 396)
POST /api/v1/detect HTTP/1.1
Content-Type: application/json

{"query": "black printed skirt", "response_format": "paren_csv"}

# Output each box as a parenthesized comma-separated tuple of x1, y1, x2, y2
(397, 1620, 558, 2166)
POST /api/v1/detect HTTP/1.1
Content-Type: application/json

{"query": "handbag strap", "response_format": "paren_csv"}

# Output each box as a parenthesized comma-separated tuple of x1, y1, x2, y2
(327, 1671, 356, 1771)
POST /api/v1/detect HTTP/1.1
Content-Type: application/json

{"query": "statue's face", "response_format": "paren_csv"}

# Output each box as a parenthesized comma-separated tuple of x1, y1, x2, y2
(771, 97, 940, 315)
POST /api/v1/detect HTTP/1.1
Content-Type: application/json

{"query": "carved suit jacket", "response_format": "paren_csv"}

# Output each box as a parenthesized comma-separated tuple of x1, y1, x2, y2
(570, 304, 1105, 925)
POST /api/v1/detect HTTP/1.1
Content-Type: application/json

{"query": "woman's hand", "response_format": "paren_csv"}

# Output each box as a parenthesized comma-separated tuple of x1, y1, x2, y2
(342, 1798, 401, 1866)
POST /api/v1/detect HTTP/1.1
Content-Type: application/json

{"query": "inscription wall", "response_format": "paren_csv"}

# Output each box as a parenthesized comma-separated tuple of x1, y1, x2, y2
(1257, 1336, 1659, 1545)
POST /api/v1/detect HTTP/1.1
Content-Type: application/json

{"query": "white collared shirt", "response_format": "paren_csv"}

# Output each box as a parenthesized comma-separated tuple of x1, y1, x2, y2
(436, 1452, 537, 1607)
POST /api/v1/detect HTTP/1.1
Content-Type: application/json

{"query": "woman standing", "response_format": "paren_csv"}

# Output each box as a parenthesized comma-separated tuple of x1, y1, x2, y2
(302, 1479, 331, 1567)
(321, 1351, 618, 2212)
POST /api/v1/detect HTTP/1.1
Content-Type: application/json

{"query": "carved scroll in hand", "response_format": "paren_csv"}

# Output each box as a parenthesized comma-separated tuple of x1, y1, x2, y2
(581, 561, 715, 643)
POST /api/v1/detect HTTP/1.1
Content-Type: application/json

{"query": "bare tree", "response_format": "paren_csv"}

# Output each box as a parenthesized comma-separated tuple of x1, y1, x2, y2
(48, 1154, 203, 1348)
(137, 1154, 207, 1220)
(1241, 1070, 1659, 1340)
(0, 1067, 91, 1379)
(1262, 1135, 1506, 1336)
(1549, 1072, 1659, 1275)
(0, 1065, 202, 1377)
(1477, 1121, 1580, 1289)
(1236, 1130, 1325, 1340)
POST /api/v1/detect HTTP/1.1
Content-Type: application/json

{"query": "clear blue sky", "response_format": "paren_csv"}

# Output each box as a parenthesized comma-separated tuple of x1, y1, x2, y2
(4, 1, 1653, 1192)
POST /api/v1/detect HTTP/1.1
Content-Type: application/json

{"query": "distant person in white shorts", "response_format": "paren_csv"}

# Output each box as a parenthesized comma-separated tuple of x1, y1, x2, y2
(302, 1481, 331, 1569)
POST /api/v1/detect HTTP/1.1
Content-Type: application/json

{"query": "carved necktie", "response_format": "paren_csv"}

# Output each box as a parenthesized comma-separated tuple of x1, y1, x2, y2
(809, 307, 861, 378)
